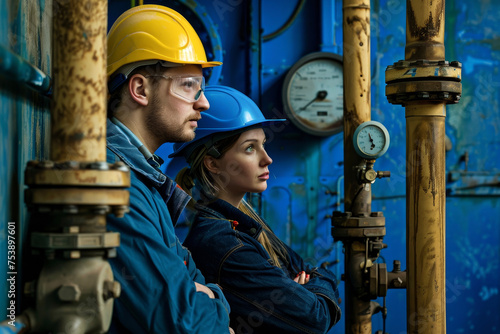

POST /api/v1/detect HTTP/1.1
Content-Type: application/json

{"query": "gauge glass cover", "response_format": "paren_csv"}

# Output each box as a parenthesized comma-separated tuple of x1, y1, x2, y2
(353, 121, 390, 159)
(282, 53, 343, 136)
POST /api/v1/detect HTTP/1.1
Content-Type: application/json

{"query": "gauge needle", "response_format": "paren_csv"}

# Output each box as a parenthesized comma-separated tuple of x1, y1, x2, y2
(300, 90, 328, 111)
(369, 133, 375, 150)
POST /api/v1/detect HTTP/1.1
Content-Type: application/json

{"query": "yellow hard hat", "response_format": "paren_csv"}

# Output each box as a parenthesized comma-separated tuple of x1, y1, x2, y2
(107, 5, 221, 80)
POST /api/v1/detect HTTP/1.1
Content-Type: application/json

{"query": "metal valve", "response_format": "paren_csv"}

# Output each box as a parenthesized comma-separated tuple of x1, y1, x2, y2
(358, 162, 391, 184)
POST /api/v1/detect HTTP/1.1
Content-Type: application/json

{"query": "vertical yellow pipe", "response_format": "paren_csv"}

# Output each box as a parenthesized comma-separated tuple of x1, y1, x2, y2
(406, 105, 446, 334)
(343, 0, 371, 214)
(343, 1, 372, 333)
(51, 0, 107, 162)
(22, 1, 121, 331)
(405, 0, 445, 61)
(405, 1, 446, 333)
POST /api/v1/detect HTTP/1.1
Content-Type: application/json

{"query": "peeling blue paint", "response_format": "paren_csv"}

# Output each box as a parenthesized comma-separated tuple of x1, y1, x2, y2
(463, 55, 496, 75)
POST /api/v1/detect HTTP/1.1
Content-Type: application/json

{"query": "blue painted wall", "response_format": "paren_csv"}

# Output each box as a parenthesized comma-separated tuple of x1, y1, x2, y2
(0, 0, 51, 320)
(159, 1, 500, 333)
(1, 0, 499, 333)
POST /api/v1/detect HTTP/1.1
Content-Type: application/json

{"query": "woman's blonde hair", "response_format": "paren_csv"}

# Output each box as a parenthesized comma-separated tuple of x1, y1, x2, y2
(175, 133, 289, 268)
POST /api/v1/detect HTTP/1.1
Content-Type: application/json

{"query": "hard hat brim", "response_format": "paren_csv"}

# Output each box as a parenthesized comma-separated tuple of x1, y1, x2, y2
(168, 119, 286, 159)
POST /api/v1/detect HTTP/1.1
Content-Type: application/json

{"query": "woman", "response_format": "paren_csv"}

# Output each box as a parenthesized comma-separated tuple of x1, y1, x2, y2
(171, 86, 341, 333)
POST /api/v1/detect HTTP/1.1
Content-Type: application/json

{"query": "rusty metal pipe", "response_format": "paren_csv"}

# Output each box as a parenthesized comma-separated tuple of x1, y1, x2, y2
(344, 243, 373, 334)
(51, 0, 108, 162)
(406, 103, 447, 334)
(405, 0, 445, 61)
(405, 1, 447, 333)
(342, 1, 372, 333)
(343, 0, 371, 215)
(20, 1, 126, 333)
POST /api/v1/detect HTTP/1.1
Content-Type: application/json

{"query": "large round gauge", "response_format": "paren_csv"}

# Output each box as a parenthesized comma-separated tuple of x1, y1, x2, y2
(282, 52, 343, 136)
(353, 121, 390, 160)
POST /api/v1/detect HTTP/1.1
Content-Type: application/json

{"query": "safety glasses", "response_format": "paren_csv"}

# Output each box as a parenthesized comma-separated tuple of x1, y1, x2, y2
(145, 75, 205, 103)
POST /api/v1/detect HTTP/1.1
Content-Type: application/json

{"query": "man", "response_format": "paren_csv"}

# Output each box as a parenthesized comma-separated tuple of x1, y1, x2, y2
(105, 5, 232, 333)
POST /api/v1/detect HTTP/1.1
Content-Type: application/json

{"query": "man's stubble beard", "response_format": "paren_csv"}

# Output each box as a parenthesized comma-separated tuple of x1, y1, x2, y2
(145, 92, 195, 145)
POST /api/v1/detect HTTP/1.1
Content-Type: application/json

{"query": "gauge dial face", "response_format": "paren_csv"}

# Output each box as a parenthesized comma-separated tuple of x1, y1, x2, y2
(283, 53, 343, 136)
(354, 121, 390, 159)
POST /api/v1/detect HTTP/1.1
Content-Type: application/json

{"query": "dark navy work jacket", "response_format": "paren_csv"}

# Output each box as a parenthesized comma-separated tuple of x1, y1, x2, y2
(184, 199, 341, 334)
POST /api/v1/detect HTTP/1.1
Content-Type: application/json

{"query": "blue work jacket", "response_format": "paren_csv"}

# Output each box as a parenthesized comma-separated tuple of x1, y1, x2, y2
(105, 119, 231, 333)
(183, 199, 341, 334)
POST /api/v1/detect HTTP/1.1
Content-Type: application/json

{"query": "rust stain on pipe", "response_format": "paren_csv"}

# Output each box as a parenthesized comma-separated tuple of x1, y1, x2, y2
(343, 1, 371, 214)
(342, 1, 374, 333)
(407, 1, 445, 39)
(406, 0, 445, 60)
(51, 0, 108, 162)
(410, 120, 444, 205)
(406, 105, 446, 334)
(384, 2, 457, 333)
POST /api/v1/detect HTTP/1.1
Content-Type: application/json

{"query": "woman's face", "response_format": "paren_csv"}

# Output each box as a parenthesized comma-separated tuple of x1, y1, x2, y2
(209, 128, 272, 206)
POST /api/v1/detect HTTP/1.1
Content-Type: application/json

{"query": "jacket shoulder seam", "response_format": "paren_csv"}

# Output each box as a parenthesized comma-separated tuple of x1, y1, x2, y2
(217, 241, 244, 284)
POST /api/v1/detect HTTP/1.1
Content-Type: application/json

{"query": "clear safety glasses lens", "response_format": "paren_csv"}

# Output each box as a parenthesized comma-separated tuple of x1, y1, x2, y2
(170, 76, 205, 103)
(145, 75, 205, 103)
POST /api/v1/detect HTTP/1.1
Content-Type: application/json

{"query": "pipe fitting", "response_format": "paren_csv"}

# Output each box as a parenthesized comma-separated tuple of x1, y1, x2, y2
(57, 284, 81, 302)
(103, 280, 121, 301)
(386, 59, 462, 105)
(392, 260, 401, 273)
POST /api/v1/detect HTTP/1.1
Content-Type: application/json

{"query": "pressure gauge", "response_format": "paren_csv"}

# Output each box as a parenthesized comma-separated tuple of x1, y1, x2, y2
(282, 52, 343, 136)
(353, 121, 390, 159)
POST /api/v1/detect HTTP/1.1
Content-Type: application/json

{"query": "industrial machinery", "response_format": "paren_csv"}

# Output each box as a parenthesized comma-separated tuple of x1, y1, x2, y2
(1, 1, 127, 333)
(332, 119, 406, 334)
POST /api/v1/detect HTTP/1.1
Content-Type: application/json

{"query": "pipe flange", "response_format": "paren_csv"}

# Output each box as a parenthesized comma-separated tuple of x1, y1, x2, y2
(332, 212, 386, 228)
(385, 59, 462, 105)
(30, 204, 129, 219)
(386, 59, 462, 82)
(331, 226, 386, 241)
(25, 160, 130, 187)
(33, 247, 118, 259)
(333, 216, 386, 228)
(25, 188, 129, 207)
(386, 81, 462, 105)
(49, 248, 117, 259)
(31, 232, 120, 249)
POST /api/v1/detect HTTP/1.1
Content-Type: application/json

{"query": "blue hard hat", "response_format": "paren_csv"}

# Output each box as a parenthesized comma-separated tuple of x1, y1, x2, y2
(169, 85, 286, 160)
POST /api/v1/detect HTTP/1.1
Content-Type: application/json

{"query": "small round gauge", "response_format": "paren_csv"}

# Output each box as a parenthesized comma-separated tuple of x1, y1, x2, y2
(353, 121, 390, 159)
(282, 52, 343, 136)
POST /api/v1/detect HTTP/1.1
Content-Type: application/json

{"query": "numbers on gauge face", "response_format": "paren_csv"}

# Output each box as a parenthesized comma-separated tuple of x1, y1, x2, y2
(353, 121, 390, 159)
(357, 126, 386, 155)
(286, 59, 343, 129)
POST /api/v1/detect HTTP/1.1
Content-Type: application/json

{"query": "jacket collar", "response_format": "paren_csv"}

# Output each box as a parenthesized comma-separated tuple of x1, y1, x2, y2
(196, 199, 262, 238)
(107, 118, 167, 187)
(106, 118, 191, 225)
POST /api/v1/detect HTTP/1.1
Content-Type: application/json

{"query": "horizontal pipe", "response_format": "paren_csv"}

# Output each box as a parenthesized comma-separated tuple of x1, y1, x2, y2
(0, 45, 52, 96)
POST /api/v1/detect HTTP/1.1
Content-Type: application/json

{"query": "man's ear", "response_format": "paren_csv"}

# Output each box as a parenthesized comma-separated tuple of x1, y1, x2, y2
(128, 74, 149, 106)
(203, 156, 220, 175)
